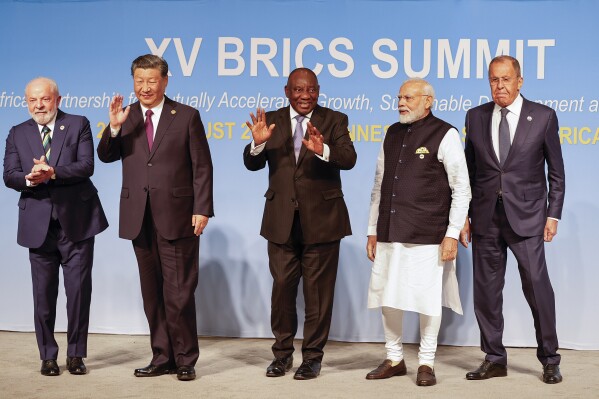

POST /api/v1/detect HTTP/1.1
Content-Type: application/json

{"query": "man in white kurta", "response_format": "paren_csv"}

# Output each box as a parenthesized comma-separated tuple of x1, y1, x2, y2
(365, 78, 471, 386)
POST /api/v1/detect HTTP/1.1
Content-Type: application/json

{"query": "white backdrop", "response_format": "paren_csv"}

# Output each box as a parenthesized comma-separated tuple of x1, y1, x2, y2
(1, 0, 597, 350)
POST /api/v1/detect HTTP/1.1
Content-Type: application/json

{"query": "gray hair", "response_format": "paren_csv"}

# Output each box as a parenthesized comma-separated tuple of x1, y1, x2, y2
(403, 77, 435, 99)
(25, 77, 60, 96)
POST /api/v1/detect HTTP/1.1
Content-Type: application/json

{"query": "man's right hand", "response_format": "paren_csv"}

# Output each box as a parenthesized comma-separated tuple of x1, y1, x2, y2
(246, 107, 275, 146)
(109, 94, 131, 131)
(366, 235, 377, 262)
(460, 217, 472, 248)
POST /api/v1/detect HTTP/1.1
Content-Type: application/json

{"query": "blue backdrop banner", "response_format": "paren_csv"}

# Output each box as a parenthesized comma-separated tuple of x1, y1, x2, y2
(1, 0, 597, 349)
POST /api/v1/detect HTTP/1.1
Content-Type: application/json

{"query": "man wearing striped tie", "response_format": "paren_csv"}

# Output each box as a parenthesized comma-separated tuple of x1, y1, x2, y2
(3, 77, 108, 376)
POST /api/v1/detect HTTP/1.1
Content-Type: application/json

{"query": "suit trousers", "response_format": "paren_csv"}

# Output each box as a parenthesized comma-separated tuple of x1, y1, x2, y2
(472, 200, 560, 366)
(132, 199, 200, 368)
(29, 218, 94, 360)
(268, 211, 340, 362)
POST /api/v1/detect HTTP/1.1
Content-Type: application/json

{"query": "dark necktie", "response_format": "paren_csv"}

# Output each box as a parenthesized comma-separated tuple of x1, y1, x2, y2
(41, 125, 51, 161)
(293, 115, 305, 160)
(145, 109, 154, 150)
(499, 108, 511, 166)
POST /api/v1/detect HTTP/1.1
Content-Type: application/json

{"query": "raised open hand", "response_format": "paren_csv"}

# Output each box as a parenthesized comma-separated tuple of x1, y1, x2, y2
(109, 94, 131, 131)
(246, 108, 275, 146)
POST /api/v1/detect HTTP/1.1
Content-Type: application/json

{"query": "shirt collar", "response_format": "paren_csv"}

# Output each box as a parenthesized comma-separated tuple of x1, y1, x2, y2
(36, 113, 58, 134)
(494, 94, 523, 117)
(140, 96, 166, 117)
(290, 107, 314, 121)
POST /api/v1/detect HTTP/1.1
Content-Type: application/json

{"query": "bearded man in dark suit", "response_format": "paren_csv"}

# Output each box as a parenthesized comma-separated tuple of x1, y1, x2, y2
(4, 77, 108, 376)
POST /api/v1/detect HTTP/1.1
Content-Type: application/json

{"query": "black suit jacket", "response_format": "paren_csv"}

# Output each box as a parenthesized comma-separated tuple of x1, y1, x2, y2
(243, 105, 357, 245)
(465, 97, 565, 237)
(97, 97, 214, 240)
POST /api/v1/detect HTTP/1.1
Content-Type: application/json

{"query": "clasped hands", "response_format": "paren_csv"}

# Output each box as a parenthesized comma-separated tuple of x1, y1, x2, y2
(246, 108, 325, 155)
(25, 155, 54, 185)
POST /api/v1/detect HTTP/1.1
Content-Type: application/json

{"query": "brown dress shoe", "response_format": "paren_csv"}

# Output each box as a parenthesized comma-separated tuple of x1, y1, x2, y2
(542, 364, 562, 384)
(266, 356, 293, 377)
(466, 360, 507, 380)
(366, 359, 407, 380)
(66, 357, 87, 375)
(416, 365, 436, 386)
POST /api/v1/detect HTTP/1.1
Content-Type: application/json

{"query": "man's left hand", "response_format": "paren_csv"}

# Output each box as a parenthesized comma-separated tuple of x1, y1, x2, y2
(440, 237, 458, 262)
(302, 122, 324, 156)
(544, 218, 558, 242)
(26, 156, 54, 184)
(192, 215, 209, 236)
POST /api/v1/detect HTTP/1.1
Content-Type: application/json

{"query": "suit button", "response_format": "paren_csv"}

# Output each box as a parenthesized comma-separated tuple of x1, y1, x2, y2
(394, 176, 398, 180)
(294, 177, 299, 181)
(392, 193, 396, 197)
(391, 209, 396, 214)
(399, 160, 403, 163)
(147, 163, 152, 167)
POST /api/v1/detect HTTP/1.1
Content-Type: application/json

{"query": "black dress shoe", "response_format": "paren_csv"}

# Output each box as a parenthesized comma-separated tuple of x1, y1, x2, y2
(466, 360, 507, 380)
(134, 364, 175, 377)
(66, 357, 87, 375)
(266, 356, 293, 377)
(293, 359, 321, 380)
(176, 366, 196, 381)
(40, 359, 60, 376)
(542, 364, 562, 384)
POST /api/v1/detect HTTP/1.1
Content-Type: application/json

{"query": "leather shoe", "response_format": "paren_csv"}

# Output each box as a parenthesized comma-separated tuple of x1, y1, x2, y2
(40, 359, 59, 376)
(294, 359, 321, 380)
(266, 356, 293, 377)
(365, 359, 407, 379)
(66, 357, 87, 375)
(176, 366, 196, 381)
(466, 360, 507, 380)
(416, 365, 436, 386)
(134, 363, 175, 377)
(542, 364, 562, 384)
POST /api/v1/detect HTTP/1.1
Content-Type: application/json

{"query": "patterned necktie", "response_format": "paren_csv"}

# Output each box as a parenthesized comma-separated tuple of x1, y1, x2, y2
(499, 108, 511, 166)
(41, 125, 51, 161)
(145, 109, 154, 150)
(293, 115, 305, 160)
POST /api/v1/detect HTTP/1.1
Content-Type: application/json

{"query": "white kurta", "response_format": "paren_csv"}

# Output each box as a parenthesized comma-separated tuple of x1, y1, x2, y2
(367, 127, 471, 316)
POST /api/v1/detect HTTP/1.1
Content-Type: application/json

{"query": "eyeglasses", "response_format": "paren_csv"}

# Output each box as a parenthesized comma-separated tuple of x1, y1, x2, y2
(397, 94, 430, 103)
(489, 76, 518, 85)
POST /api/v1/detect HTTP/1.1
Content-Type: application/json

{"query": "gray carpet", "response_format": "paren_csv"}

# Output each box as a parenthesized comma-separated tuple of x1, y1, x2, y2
(1, 331, 596, 398)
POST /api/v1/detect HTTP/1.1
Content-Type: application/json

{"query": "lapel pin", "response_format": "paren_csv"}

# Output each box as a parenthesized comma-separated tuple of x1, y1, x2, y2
(171, 110, 176, 115)
(60, 125, 65, 130)
(527, 116, 532, 121)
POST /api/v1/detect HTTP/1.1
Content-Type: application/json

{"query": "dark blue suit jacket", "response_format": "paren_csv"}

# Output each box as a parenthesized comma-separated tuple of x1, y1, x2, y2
(464, 97, 565, 237)
(4, 110, 108, 248)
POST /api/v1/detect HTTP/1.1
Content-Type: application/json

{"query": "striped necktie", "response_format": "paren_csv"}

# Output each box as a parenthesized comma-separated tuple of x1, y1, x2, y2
(41, 125, 51, 161)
